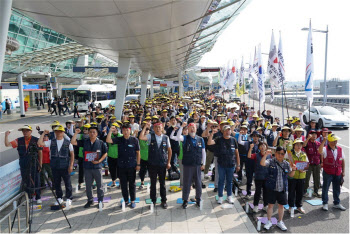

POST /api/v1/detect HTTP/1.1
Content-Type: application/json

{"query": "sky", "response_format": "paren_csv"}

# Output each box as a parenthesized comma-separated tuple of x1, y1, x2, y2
(198, 0, 350, 82)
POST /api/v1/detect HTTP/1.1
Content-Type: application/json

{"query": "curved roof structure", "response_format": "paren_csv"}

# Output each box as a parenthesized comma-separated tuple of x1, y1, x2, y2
(13, 0, 252, 78)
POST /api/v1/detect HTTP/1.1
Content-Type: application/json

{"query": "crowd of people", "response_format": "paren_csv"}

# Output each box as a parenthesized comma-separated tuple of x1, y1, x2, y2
(3, 90, 346, 231)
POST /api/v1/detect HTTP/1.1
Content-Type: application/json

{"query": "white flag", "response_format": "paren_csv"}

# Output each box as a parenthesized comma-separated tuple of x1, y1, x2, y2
(227, 59, 237, 90)
(253, 47, 259, 81)
(258, 44, 265, 105)
(270, 85, 274, 102)
(277, 32, 285, 86)
(305, 20, 314, 106)
(267, 30, 279, 87)
(249, 53, 258, 95)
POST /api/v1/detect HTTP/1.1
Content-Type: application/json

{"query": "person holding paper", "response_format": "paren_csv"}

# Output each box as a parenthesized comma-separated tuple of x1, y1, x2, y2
(287, 139, 309, 214)
(71, 125, 107, 209)
(319, 133, 346, 211)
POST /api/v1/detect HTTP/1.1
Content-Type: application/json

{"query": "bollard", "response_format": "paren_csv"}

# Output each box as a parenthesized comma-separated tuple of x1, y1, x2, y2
(257, 220, 261, 231)
(308, 189, 312, 198)
(235, 187, 238, 197)
(245, 202, 249, 213)
(99, 201, 103, 212)
(104, 183, 107, 193)
(150, 203, 154, 213)
(291, 207, 294, 217)
(200, 200, 203, 211)
(122, 201, 126, 211)
(75, 184, 79, 193)
(66, 201, 70, 211)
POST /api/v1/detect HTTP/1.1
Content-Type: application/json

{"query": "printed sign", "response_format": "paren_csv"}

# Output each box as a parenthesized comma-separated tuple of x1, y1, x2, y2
(84, 151, 98, 162)
(295, 161, 309, 171)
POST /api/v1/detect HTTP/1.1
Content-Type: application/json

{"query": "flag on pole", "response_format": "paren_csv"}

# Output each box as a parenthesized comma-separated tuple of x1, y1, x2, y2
(240, 57, 245, 95)
(305, 20, 314, 106)
(277, 32, 285, 86)
(249, 52, 258, 96)
(270, 85, 274, 102)
(267, 30, 279, 87)
(227, 59, 237, 90)
(253, 47, 259, 80)
(258, 44, 265, 105)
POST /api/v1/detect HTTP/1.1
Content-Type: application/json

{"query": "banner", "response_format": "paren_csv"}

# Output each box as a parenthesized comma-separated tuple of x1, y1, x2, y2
(240, 57, 245, 95)
(270, 85, 274, 102)
(267, 30, 279, 86)
(278, 32, 285, 86)
(258, 44, 265, 105)
(305, 20, 314, 106)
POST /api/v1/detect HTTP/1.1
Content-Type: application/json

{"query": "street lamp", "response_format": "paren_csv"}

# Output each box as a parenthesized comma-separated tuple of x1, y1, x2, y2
(301, 25, 329, 106)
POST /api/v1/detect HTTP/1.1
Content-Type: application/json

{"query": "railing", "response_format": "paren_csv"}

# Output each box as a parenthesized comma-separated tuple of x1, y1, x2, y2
(0, 192, 30, 233)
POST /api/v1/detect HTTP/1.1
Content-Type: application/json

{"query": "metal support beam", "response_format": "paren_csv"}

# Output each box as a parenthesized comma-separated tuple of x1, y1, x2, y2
(178, 72, 183, 96)
(114, 57, 131, 119)
(17, 73, 25, 117)
(150, 76, 154, 98)
(0, 0, 13, 82)
(140, 71, 149, 105)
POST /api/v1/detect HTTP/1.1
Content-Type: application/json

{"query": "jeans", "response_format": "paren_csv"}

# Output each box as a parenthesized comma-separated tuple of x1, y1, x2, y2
(148, 165, 167, 203)
(52, 168, 73, 200)
(118, 167, 136, 202)
(218, 164, 235, 197)
(322, 171, 342, 205)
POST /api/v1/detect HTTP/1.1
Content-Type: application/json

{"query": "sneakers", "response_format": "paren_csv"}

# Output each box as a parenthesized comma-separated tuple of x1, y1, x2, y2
(297, 207, 306, 214)
(264, 220, 273, 230)
(253, 206, 259, 213)
(130, 202, 136, 209)
(36, 199, 42, 204)
(277, 221, 287, 231)
(217, 197, 223, 204)
(334, 204, 346, 211)
(54, 198, 63, 206)
(227, 196, 234, 204)
(161, 202, 168, 209)
(182, 200, 188, 209)
(66, 199, 72, 207)
(322, 204, 328, 211)
(84, 201, 94, 208)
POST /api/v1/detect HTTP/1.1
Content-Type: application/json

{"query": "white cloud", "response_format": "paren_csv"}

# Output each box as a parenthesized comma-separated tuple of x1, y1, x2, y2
(198, 0, 350, 81)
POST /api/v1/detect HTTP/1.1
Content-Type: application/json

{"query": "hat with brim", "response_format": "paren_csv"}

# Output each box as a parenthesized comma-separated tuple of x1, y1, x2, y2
(145, 116, 152, 120)
(294, 126, 304, 132)
(220, 120, 229, 125)
(128, 115, 135, 118)
(53, 126, 65, 132)
(272, 122, 279, 127)
(252, 114, 259, 118)
(50, 121, 60, 126)
(256, 127, 263, 131)
(223, 125, 231, 131)
(293, 139, 304, 145)
(292, 118, 300, 124)
(309, 130, 317, 134)
(251, 131, 260, 137)
(240, 125, 248, 129)
(66, 120, 74, 124)
(328, 133, 340, 142)
(281, 126, 291, 132)
(18, 125, 32, 131)
(310, 119, 317, 123)
(83, 124, 91, 129)
(179, 113, 185, 116)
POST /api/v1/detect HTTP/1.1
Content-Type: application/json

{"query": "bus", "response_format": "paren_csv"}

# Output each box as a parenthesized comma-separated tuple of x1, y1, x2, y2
(74, 84, 116, 111)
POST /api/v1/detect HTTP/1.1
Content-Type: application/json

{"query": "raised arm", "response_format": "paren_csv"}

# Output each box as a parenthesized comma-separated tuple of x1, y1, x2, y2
(71, 128, 81, 146)
(247, 143, 254, 158)
(4, 131, 12, 147)
(139, 123, 150, 141)
(106, 126, 115, 144)
(38, 130, 50, 146)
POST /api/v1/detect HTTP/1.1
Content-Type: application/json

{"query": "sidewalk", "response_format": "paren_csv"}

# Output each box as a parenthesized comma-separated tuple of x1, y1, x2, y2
(0, 107, 50, 123)
(5, 171, 257, 233)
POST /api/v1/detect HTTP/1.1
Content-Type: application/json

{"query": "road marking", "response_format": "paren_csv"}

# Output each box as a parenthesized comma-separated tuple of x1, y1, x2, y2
(338, 143, 349, 149)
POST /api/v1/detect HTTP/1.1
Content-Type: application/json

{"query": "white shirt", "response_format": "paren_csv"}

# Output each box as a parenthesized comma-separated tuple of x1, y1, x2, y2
(44, 139, 74, 152)
(323, 147, 342, 160)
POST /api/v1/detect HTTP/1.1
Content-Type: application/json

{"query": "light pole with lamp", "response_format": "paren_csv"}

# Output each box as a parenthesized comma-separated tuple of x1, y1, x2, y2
(301, 25, 328, 106)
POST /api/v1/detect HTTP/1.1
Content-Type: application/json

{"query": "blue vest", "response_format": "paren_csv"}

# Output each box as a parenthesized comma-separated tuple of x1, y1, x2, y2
(182, 135, 203, 166)
(148, 133, 168, 167)
(17, 136, 39, 168)
(265, 159, 289, 192)
(50, 138, 70, 169)
(117, 136, 138, 168)
(254, 153, 270, 180)
(266, 131, 275, 147)
(82, 139, 104, 169)
(217, 137, 237, 168)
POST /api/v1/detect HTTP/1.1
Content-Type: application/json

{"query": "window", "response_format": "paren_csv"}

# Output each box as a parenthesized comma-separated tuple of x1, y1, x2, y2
(97, 92, 108, 101)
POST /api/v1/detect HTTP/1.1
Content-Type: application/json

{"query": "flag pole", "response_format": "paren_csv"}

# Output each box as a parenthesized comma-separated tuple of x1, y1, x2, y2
(308, 101, 310, 124)
(283, 84, 289, 118)
(282, 82, 285, 125)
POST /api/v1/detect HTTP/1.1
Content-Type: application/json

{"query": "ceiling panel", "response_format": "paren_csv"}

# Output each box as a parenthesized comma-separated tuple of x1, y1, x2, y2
(171, 0, 211, 27)
(115, 0, 171, 14)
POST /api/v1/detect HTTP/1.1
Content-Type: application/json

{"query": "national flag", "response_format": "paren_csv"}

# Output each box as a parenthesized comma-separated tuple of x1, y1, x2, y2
(238, 57, 245, 96)
(227, 59, 237, 90)
(258, 44, 265, 104)
(277, 32, 285, 86)
(305, 20, 314, 106)
(267, 30, 279, 87)
(249, 53, 258, 96)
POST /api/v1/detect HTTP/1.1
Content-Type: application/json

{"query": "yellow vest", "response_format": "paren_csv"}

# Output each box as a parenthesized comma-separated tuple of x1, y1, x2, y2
(288, 151, 307, 179)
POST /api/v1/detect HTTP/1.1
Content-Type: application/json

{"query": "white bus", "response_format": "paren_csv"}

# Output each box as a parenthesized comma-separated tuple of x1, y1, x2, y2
(74, 84, 116, 111)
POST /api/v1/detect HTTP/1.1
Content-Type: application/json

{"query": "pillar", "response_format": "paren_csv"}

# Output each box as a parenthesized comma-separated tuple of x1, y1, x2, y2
(150, 76, 154, 98)
(140, 71, 149, 105)
(79, 78, 84, 85)
(0, 0, 12, 82)
(178, 72, 183, 97)
(46, 73, 53, 100)
(18, 73, 25, 117)
(114, 57, 131, 119)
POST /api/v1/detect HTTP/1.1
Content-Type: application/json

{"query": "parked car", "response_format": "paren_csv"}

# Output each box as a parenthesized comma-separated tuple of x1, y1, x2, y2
(302, 106, 349, 129)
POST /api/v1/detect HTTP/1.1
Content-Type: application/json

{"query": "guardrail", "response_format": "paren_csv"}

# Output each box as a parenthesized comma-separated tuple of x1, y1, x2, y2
(0, 192, 30, 233)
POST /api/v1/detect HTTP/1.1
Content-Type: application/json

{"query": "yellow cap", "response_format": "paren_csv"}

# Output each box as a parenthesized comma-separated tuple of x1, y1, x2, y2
(50, 121, 60, 126)
(328, 133, 341, 142)
(286, 117, 294, 121)
(179, 113, 185, 116)
(116, 120, 123, 125)
(292, 117, 300, 124)
(83, 124, 91, 129)
(128, 115, 135, 118)
(18, 125, 32, 131)
(145, 116, 152, 120)
(110, 116, 116, 120)
(96, 115, 104, 119)
(112, 123, 120, 128)
(293, 139, 304, 145)
(53, 125, 65, 132)
(152, 115, 159, 119)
